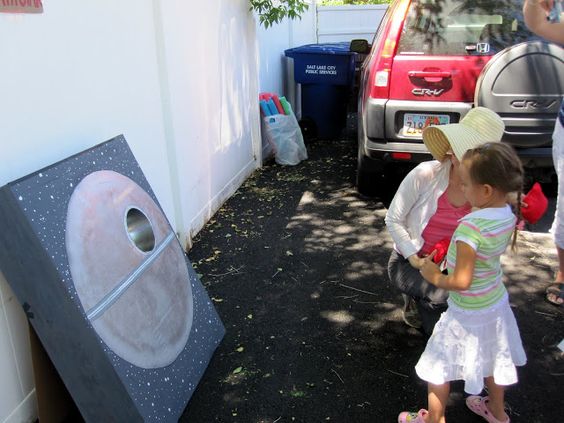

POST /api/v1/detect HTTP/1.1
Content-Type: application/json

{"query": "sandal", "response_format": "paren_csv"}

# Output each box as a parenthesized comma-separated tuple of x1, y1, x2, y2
(398, 409, 428, 423)
(546, 283, 564, 306)
(466, 396, 509, 423)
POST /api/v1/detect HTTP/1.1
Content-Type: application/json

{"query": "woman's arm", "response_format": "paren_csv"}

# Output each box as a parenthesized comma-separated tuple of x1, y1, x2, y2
(420, 241, 475, 291)
(523, 0, 564, 44)
(385, 165, 426, 260)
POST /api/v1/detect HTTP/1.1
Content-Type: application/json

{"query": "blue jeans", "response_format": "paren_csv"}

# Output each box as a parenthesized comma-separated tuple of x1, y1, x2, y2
(387, 250, 448, 335)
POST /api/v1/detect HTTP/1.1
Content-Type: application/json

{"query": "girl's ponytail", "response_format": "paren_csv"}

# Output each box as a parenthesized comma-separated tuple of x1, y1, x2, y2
(511, 191, 522, 252)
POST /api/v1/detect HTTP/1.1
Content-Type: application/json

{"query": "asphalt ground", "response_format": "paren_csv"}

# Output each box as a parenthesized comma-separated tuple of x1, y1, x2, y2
(181, 137, 563, 423)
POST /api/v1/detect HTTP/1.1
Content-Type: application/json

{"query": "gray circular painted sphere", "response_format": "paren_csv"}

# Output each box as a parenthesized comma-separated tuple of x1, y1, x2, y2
(65, 170, 193, 369)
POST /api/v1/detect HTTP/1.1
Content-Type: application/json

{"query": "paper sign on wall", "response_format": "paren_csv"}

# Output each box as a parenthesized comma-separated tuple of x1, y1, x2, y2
(0, 0, 43, 13)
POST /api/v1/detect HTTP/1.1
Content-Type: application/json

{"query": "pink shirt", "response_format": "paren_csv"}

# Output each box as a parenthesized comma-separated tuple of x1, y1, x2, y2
(419, 191, 471, 256)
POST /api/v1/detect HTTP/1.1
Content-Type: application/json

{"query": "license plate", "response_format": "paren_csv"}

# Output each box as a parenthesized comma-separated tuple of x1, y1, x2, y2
(402, 113, 450, 137)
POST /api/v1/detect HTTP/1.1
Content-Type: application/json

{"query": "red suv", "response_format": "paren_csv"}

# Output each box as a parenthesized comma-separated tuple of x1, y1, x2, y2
(357, 0, 564, 196)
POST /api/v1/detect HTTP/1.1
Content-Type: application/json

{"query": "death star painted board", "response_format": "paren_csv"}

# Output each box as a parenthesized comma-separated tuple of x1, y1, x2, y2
(0, 135, 225, 422)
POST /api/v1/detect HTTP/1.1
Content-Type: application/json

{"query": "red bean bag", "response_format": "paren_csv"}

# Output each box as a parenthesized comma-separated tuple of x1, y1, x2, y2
(522, 182, 548, 225)
(432, 238, 451, 264)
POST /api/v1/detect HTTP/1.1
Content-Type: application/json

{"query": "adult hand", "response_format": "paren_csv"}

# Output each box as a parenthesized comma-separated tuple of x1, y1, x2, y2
(525, 0, 553, 13)
(420, 251, 441, 285)
(541, 0, 554, 13)
(407, 254, 425, 270)
(524, 0, 564, 44)
(506, 192, 529, 209)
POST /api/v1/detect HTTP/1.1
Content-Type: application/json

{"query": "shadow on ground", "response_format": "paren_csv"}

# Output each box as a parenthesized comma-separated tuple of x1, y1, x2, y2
(181, 139, 563, 423)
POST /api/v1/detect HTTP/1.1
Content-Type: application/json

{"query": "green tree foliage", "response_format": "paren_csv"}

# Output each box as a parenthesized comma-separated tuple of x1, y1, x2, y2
(250, 0, 310, 28)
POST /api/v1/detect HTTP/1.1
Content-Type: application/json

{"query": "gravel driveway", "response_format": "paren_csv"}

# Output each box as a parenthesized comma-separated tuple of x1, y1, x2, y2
(181, 138, 563, 423)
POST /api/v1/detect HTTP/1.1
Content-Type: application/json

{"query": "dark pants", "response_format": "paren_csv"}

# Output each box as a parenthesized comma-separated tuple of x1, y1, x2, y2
(387, 250, 448, 335)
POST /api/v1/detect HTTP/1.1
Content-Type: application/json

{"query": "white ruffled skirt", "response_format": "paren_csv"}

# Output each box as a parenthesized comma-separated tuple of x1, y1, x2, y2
(415, 293, 526, 394)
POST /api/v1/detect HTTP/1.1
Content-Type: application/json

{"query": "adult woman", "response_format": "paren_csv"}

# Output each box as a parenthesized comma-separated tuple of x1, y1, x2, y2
(523, 0, 564, 306)
(385, 107, 505, 334)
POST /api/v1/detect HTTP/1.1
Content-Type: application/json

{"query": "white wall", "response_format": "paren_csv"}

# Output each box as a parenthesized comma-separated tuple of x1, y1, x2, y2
(255, 2, 386, 97)
(255, 0, 316, 158)
(317, 4, 387, 44)
(156, 0, 261, 246)
(257, 20, 292, 98)
(256, 0, 317, 95)
(0, 0, 259, 421)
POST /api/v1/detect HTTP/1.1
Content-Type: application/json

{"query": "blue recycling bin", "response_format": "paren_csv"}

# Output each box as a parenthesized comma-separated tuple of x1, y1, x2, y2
(284, 42, 356, 139)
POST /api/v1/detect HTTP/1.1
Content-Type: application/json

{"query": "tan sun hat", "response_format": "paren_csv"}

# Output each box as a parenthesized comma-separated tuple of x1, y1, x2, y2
(422, 107, 505, 162)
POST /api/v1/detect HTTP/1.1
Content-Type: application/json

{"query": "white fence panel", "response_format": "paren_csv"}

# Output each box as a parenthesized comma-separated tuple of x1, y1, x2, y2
(317, 4, 387, 43)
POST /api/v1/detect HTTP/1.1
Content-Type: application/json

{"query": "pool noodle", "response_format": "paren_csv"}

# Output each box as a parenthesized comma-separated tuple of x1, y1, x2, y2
(279, 97, 292, 115)
(259, 99, 271, 116)
(260, 92, 273, 101)
(272, 95, 285, 114)
(266, 98, 278, 115)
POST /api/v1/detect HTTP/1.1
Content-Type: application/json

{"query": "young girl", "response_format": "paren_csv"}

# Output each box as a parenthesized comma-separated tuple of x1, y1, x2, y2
(398, 143, 527, 423)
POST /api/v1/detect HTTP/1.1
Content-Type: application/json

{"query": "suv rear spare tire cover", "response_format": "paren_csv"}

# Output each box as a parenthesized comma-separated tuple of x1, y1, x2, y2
(475, 41, 564, 148)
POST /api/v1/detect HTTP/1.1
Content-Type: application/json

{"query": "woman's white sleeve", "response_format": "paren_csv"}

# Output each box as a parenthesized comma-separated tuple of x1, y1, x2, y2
(385, 168, 422, 258)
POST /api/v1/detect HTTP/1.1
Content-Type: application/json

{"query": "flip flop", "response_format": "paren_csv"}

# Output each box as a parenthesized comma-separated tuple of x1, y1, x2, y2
(546, 282, 564, 306)
(398, 409, 428, 423)
(466, 396, 510, 423)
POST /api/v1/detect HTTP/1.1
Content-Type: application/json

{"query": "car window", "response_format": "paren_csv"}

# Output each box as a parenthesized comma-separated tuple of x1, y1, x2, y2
(397, 0, 536, 55)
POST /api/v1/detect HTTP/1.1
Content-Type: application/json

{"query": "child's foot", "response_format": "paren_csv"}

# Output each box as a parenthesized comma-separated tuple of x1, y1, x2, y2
(398, 409, 428, 423)
(466, 395, 509, 423)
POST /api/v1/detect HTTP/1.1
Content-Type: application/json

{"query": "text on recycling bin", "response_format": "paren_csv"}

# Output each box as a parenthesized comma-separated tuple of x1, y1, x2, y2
(305, 65, 337, 75)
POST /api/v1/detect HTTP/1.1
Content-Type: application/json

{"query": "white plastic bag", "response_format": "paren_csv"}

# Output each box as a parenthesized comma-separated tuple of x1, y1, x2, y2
(262, 114, 308, 166)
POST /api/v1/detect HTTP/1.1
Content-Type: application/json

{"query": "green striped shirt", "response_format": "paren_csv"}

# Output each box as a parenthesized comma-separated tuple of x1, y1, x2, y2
(446, 205, 516, 310)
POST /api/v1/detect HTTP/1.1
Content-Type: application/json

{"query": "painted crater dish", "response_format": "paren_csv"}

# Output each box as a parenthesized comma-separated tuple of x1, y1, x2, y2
(65, 170, 193, 369)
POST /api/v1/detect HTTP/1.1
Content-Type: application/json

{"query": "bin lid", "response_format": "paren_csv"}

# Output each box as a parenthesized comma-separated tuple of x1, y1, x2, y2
(284, 42, 353, 57)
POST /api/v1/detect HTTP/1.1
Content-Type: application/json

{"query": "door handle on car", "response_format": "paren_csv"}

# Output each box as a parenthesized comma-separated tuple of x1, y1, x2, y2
(408, 71, 451, 82)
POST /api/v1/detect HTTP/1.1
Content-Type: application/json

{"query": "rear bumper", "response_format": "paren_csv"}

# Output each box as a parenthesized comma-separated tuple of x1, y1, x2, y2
(361, 98, 554, 169)
(365, 138, 553, 169)
(364, 139, 432, 163)
(364, 98, 471, 141)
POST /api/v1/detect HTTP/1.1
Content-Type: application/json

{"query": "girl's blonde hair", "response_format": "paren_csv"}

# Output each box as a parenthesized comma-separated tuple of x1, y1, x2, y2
(462, 142, 524, 250)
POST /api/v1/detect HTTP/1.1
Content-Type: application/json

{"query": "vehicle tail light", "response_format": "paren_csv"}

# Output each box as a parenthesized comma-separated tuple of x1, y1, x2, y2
(391, 152, 412, 160)
(367, 0, 410, 99)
